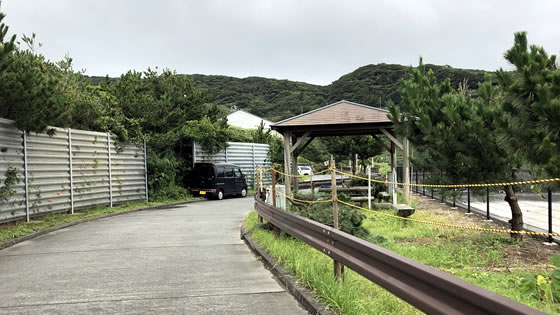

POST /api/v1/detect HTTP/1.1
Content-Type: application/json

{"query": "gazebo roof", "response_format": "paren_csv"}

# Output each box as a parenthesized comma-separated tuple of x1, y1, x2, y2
(270, 100, 393, 137)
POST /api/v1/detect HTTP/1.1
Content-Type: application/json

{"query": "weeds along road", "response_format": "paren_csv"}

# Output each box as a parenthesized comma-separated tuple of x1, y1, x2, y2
(0, 197, 306, 314)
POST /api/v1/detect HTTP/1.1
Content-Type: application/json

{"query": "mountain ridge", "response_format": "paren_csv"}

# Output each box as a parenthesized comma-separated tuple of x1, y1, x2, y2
(85, 63, 488, 122)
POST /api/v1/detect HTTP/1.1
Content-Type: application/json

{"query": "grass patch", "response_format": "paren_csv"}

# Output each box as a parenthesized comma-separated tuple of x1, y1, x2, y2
(246, 211, 420, 314)
(0, 196, 201, 243)
(245, 196, 560, 314)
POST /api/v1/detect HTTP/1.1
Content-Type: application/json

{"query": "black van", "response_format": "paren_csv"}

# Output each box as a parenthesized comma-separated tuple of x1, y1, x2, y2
(189, 163, 248, 200)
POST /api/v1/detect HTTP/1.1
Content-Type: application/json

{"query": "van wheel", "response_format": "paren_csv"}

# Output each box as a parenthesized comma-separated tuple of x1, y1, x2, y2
(240, 188, 247, 198)
(216, 190, 224, 200)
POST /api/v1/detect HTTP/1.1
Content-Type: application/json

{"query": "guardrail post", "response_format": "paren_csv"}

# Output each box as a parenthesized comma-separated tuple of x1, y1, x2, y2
(23, 131, 30, 222)
(330, 159, 343, 280)
(548, 188, 553, 244)
(68, 128, 74, 214)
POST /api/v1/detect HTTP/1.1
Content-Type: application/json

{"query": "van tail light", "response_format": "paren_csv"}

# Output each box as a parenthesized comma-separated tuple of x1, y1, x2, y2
(207, 189, 216, 193)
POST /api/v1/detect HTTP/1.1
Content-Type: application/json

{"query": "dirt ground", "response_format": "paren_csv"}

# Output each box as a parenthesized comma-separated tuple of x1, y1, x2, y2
(412, 193, 560, 270)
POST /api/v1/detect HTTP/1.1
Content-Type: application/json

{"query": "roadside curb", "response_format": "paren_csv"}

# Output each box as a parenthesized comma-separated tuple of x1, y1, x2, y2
(0, 199, 205, 251)
(241, 224, 334, 315)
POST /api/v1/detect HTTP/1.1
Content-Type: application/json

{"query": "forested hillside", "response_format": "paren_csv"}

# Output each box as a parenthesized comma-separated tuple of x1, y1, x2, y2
(189, 63, 488, 122)
(87, 63, 487, 122)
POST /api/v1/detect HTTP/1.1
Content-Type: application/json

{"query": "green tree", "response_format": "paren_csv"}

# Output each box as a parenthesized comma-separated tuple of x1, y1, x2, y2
(251, 120, 272, 144)
(0, 35, 67, 133)
(497, 32, 560, 179)
(323, 136, 383, 174)
(0, 12, 16, 73)
(106, 68, 229, 197)
(389, 60, 524, 238)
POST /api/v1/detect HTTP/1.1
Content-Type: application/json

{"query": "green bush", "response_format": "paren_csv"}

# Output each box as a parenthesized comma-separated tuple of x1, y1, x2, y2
(150, 183, 191, 202)
(291, 192, 369, 238)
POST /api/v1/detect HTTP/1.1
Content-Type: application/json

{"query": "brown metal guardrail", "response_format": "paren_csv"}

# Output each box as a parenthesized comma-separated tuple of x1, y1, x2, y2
(254, 196, 544, 315)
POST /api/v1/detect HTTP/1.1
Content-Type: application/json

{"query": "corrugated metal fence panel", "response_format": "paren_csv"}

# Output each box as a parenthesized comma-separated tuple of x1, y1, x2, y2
(0, 119, 26, 221)
(26, 126, 71, 216)
(110, 141, 146, 204)
(71, 129, 111, 210)
(0, 118, 147, 223)
(194, 141, 271, 188)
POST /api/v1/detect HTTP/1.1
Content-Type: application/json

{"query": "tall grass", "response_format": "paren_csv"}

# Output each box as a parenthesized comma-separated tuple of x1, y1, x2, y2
(246, 209, 560, 314)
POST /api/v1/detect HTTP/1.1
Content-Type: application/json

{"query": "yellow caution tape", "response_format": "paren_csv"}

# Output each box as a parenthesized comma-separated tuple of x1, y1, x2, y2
(336, 199, 560, 237)
(334, 169, 560, 189)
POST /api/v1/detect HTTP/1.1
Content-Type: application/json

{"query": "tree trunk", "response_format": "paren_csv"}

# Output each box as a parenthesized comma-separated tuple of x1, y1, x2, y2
(504, 185, 523, 240)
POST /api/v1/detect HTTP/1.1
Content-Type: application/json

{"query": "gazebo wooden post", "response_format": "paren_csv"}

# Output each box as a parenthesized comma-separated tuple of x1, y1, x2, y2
(403, 137, 410, 204)
(292, 135, 299, 193)
(391, 141, 397, 205)
(283, 131, 292, 197)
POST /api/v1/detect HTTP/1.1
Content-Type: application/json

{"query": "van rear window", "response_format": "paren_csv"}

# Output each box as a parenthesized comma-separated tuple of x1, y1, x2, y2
(194, 165, 214, 178)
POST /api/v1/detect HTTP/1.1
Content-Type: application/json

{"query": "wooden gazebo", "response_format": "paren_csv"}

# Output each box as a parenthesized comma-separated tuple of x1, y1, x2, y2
(270, 100, 411, 205)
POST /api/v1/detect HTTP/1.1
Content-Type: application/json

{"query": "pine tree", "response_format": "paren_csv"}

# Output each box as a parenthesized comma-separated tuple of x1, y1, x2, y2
(389, 59, 524, 238)
(497, 32, 560, 179)
(0, 12, 16, 73)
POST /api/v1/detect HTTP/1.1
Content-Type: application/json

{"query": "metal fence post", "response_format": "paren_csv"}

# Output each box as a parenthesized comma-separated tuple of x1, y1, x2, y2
(68, 129, 74, 214)
(225, 145, 228, 163)
(23, 132, 30, 222)
(452, 188, 456, 208)
(548, 188, 553, 243)
(486, 186, 490, 220)
(331, 159, 343, 280)
(107, 133, 113, 207)
(256, 166, 261, 198)
(415, 170, 418, 194)
(143, 140, 148, 202)
(467, 187, 471, 214)
(431, 186, 434, 200)
(252, 145, 256, 189)
(422, 171, 425, 196)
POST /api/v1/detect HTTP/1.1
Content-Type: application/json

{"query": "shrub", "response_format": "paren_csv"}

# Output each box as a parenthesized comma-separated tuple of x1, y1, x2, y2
(290, 192, 369, 238)
(150, 183, 191, 202)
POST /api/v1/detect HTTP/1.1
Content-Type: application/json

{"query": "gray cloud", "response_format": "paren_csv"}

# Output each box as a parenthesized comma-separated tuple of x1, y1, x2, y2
(2, 0, 559, 85)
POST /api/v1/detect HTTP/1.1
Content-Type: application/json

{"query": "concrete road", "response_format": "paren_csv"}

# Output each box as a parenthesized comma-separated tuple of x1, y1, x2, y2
(0, 198, 307, 314)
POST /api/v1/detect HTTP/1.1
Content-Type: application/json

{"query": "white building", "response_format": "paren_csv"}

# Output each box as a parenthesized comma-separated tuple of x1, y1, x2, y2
(226, 110, 280, 137)
(226, 109, 274, 129)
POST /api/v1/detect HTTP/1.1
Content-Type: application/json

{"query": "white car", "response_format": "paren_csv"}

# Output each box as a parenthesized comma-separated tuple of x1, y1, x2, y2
(297, 166, 313, 176)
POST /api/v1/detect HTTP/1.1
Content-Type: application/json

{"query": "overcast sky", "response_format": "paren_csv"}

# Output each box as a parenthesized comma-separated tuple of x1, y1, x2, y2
(2, 0, 559, 85)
